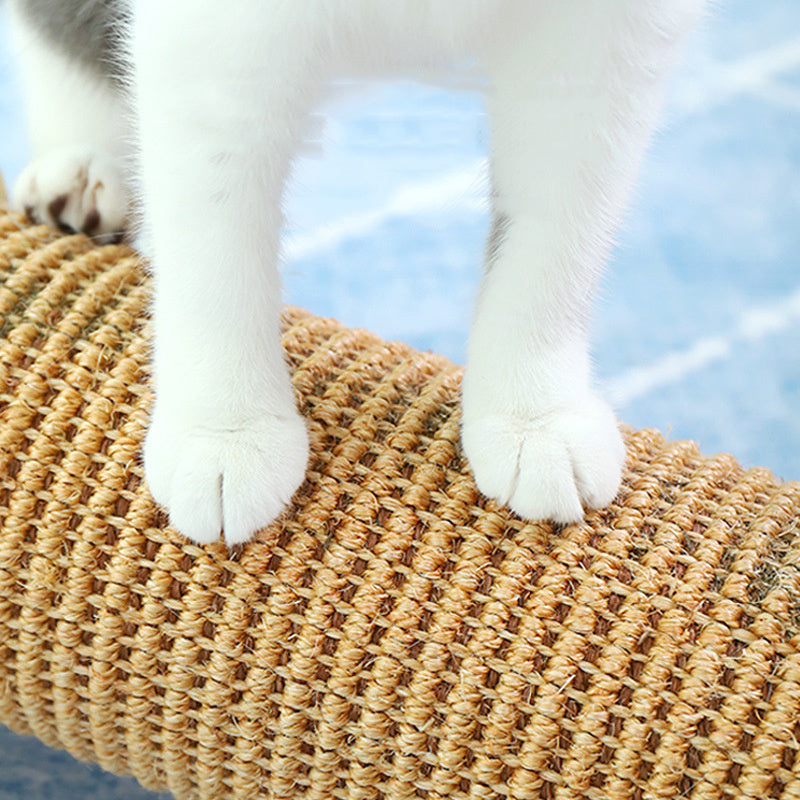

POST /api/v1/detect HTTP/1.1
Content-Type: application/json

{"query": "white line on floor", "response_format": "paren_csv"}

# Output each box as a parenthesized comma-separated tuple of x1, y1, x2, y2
(606, 286, 800, 406)
(283, 159, 488, 261)
(673, 33, 800, 117)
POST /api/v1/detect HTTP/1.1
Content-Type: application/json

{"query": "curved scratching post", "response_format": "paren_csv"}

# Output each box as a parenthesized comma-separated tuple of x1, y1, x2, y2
(1, 206, 800, 800)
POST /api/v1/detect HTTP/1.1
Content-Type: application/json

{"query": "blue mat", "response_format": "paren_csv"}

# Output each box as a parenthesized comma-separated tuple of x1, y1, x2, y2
(1, 3, 799, 795)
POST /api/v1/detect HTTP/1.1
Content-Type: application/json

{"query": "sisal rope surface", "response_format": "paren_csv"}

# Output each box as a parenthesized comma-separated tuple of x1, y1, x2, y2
(1, 204, 800, 800)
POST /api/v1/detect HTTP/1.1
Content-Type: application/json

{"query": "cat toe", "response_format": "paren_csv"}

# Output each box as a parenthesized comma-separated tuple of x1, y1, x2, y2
(143, 409, 309, 546)
(12, 147, 128, 239)
(462, 396, 625, 524)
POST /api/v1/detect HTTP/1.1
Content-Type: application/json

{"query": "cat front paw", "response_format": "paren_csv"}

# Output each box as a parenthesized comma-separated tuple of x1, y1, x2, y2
(461, 397, 625, 523)
(12, 146, 128, 239)
(143, 408, 309, 545)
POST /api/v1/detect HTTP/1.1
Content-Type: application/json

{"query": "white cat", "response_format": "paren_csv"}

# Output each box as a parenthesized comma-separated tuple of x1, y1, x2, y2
(8, 0, 704, 544)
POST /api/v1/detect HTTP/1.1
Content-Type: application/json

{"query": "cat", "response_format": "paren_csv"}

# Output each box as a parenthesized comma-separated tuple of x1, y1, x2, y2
(7, 0, 705, 545)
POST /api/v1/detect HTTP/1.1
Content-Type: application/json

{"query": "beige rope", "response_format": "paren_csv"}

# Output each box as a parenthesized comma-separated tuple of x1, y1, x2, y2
(1, 204, 799, 800)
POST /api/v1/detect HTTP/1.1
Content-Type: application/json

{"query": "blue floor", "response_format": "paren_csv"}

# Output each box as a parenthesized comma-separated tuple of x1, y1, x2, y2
(1, 3, 799, 798)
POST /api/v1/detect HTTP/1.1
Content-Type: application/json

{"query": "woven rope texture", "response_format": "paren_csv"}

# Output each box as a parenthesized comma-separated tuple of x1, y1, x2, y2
(1, 205, 800, 800)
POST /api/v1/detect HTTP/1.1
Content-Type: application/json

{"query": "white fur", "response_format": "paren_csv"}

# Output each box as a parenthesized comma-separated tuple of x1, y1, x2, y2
(12, 146, 128, 236)
(10, 0, 704, 544)
(8, 6, 129, 236)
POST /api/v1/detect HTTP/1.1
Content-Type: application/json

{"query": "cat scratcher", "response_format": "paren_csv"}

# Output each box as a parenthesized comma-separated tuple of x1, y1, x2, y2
(1, 204, 800, 800)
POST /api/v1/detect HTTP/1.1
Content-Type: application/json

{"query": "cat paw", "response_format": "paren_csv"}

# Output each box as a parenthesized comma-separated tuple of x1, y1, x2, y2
(12, 147, 128, 239)
(143, 409, 309, 546)
(461, 397, 625, 523)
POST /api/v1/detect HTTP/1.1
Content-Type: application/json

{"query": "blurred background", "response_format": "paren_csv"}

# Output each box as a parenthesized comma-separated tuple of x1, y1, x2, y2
(1, 1, 799, 797)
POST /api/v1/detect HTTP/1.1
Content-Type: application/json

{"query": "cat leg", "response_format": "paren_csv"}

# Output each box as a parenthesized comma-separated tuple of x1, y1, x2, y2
(463, 3, 700, 522)
(8, 5, 129, 238)
(131, 4, 321, 544)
